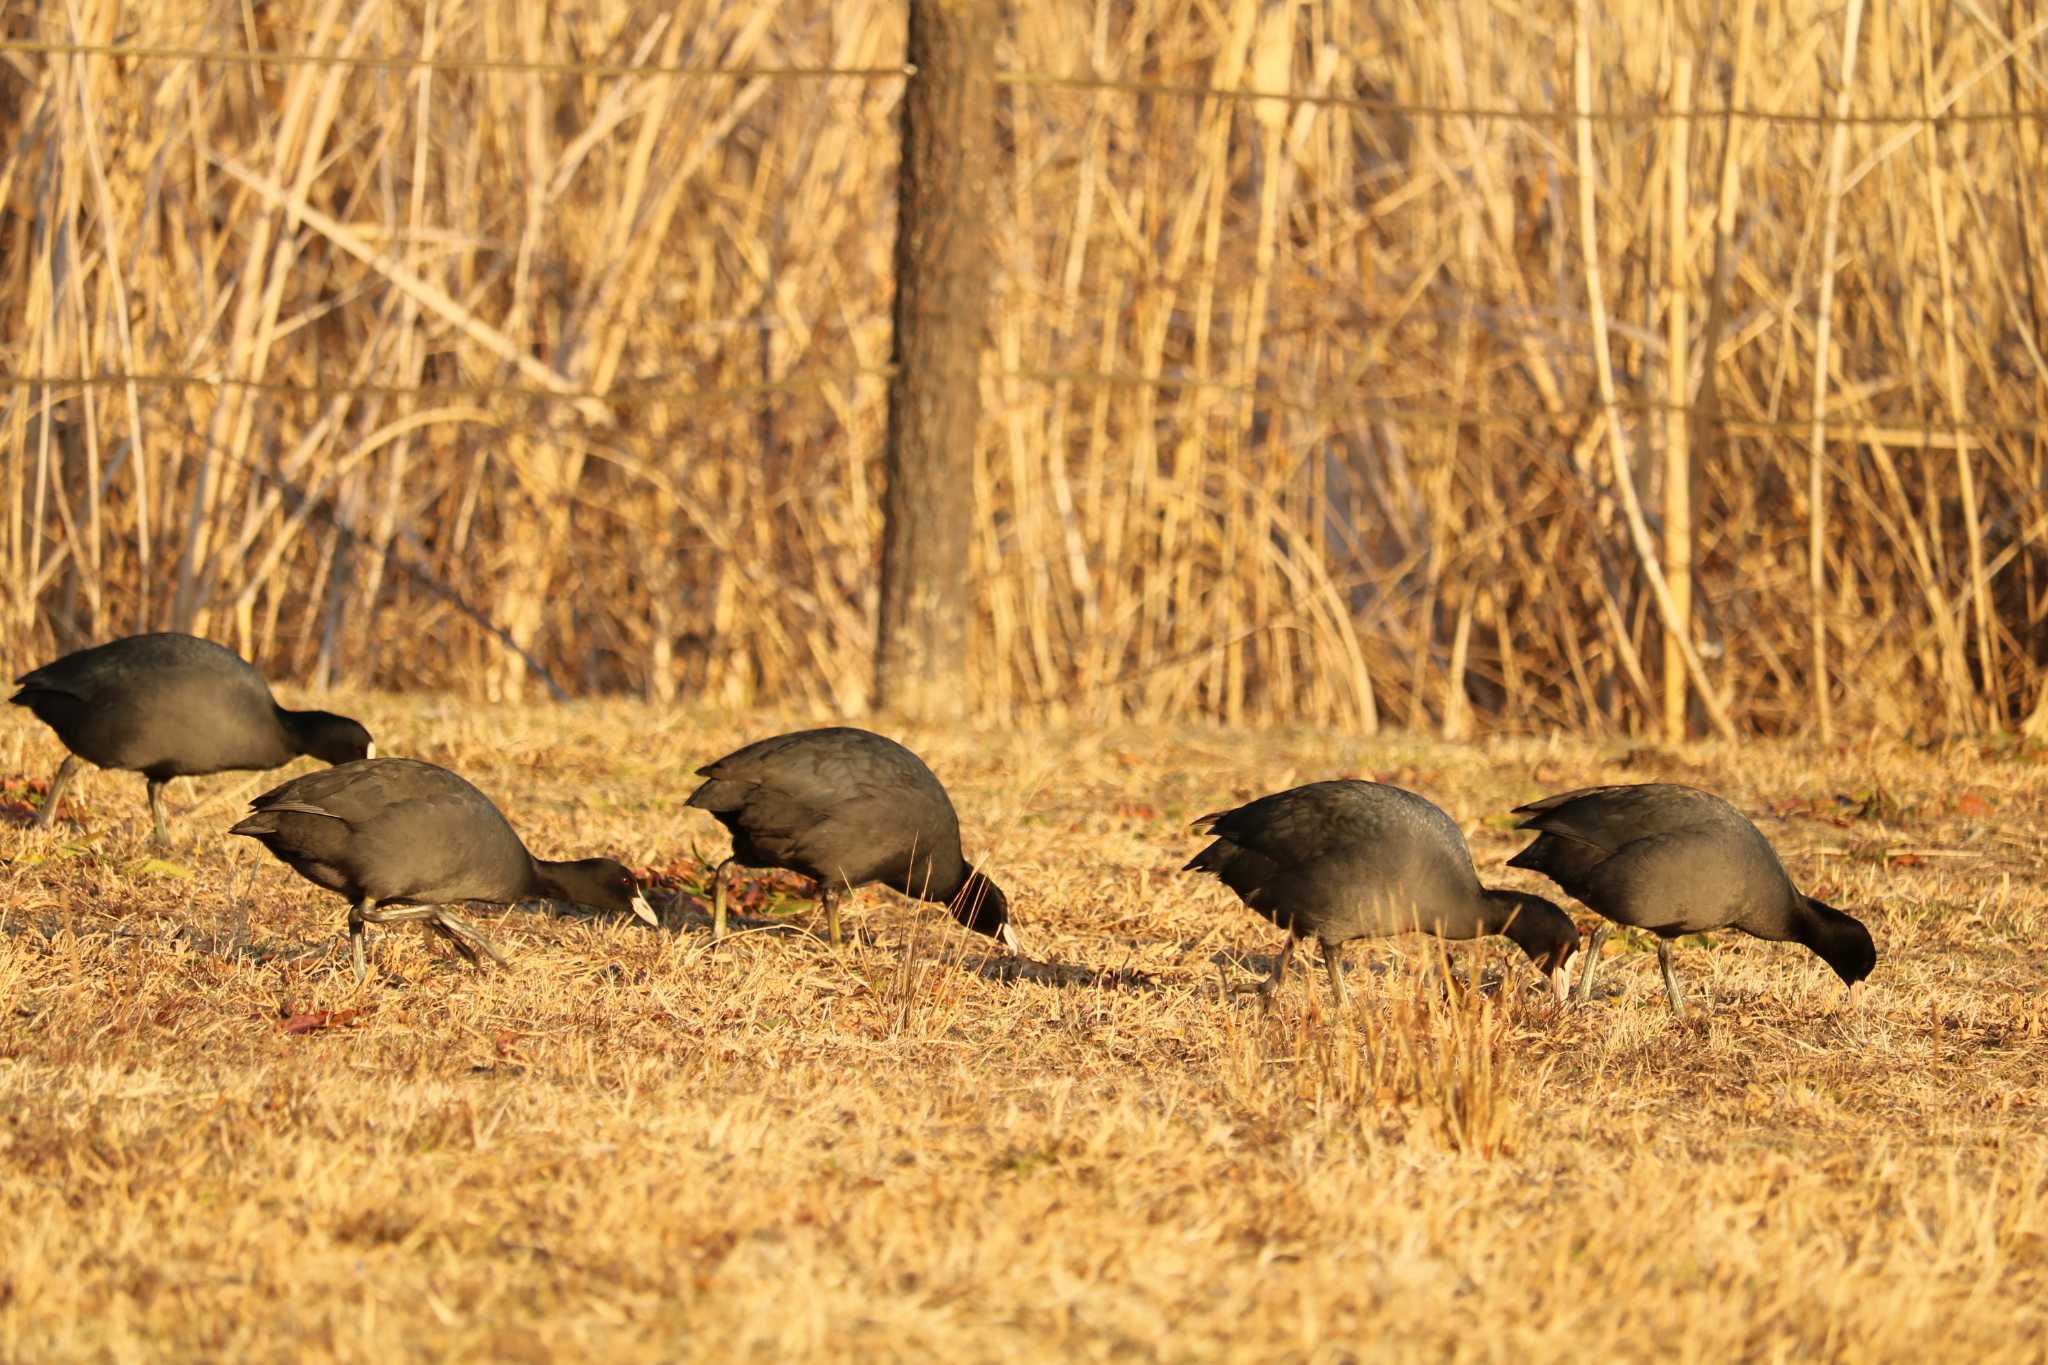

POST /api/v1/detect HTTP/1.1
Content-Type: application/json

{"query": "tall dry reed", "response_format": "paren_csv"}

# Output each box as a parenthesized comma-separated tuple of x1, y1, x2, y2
(2, 0, 2045, 736)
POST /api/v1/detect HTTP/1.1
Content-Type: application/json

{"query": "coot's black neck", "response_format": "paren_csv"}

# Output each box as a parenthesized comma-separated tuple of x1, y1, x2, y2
(1479, 888, 1579, 969)
(275, 705, 372, 765)
(1788, 895, 1876, 986)
(902, 851, 970, 906)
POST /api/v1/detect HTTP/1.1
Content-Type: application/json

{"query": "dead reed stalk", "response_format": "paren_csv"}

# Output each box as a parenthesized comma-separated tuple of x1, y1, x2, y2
(0, 0, 2043, 736)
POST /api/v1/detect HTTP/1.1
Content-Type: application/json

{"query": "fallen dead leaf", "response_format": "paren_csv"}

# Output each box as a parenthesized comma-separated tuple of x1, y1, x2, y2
(270, 1006, 375, 1036)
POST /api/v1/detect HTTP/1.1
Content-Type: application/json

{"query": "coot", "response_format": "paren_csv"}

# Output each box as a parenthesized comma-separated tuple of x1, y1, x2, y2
(11, 632, 372, 843)
(1186, 779, 1580, 1005)
(231, 757, 654, 979)
(1509, 783, 1876, 1015)
(684, 727, 1017, 950)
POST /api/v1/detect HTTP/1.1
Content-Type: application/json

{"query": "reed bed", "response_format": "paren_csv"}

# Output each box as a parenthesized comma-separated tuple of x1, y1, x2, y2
(2, 0, 2046, 736)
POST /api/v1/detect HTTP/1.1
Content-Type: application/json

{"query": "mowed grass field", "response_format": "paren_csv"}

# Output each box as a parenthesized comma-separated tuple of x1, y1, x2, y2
(2, 695, 2046, 1361)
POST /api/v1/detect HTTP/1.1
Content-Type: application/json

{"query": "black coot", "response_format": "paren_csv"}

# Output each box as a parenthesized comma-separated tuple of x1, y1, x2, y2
(11, 632, 372, 843)
(685, 727, 1017, 950)
(1509, 783, 1876, 1015)
(1186, 779, 1581, 1006)
(231, 757, 655, 979)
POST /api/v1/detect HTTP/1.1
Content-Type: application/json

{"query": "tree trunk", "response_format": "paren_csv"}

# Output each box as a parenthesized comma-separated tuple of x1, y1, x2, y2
(873, 0, 996, 721)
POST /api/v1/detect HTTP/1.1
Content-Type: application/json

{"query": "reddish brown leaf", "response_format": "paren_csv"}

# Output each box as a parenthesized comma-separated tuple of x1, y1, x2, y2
(274, 1006, 374, 1036)
(1954, 792, 1991, 818)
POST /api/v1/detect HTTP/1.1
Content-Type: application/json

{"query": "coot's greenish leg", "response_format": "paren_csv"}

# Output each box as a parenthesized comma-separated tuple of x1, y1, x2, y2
(710, 857, 735, 942)
(349, 895, 374, 981)
(1324, 939, 1351, 1008)
(821, 885, 842, 948)
(1657, 939, 1686, 1017)
(1574, 923, 1611, 1004)
(146, 778, 172, 847)
(431, 908, 506, 969)
(1245, 937, 1292, 1001)
(32, 755, 80, 830)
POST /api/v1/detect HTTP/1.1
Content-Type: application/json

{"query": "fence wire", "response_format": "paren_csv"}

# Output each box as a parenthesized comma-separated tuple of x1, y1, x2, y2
(9, 36, 2048, 126)
(9, 369, 2048, 446)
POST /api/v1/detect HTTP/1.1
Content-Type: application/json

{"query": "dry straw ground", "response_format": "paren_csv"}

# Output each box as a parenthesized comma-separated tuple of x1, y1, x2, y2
(2, 695, 2046, 1360)
(6, 0, 2048, 735)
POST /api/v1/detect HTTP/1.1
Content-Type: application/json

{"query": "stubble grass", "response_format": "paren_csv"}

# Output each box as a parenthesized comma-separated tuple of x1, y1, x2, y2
(2, 696, 2045, 1360)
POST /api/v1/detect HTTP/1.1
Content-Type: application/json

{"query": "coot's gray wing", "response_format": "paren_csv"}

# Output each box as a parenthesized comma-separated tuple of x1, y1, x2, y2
(1194, 781, 1471, 869)
(14, 634, 286, 774)
(687, 728, 961, 884)
(1509, 784, 1716, 888)
(235, 758, 533, 905)
(691, 728, 946, 810)
(1563, 827, 1788, 936)
(1187, 781, 1482, 935)
(1512, 784, 1795, 935)
(1512, 784, 1735, 846)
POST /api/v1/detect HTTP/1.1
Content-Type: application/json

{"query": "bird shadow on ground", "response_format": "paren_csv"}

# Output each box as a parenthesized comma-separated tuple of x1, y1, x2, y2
(959, 953, 1160, 991)
(1205, 945, 1574, 1007)
(0, 913, 327, 967)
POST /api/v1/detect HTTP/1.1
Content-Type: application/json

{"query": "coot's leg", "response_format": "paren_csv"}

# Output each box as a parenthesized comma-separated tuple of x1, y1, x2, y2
(1573, 924, 1612, 1004)
(1656, 939, 1686, 1017)
(430, 908, 508, 970)
(1235, 936, 1292, 1000)
(145, 777, 171, 847)
(821, 885, 842, 948)
(349, 896, 374, 982)
(31, 755, 80, 830)
(710, 857, 735, 942)
(1324, 939, 1351, 1009)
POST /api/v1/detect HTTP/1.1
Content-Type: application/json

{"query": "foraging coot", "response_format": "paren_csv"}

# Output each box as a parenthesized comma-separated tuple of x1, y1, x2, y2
(685, 726, 1017, 950)
(231, 757, 654, 980)
(1186, 779, 1580, 1006)
(11, 632, 372, 844)
(1509, 783, 1876, 1015)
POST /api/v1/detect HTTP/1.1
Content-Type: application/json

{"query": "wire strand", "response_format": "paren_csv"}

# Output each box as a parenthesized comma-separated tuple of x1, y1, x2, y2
(9, 39, 2044, 127)
(1, 38, 912, 81)
(11, 367, 2048, 440)
(3, 368, 895, 406)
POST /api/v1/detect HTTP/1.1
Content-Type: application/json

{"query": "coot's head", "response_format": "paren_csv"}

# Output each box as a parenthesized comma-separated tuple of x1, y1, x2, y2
(949, 866, 1019, 952)
(288, 710, 375, 765)
(1488, 890, 1582, 1003)
(1804, 897, 1876, 1007)
(539, 857, 657, 926)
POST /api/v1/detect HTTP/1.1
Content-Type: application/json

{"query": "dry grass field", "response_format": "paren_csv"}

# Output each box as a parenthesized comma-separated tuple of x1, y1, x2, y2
(2, 694, 2045, 1360)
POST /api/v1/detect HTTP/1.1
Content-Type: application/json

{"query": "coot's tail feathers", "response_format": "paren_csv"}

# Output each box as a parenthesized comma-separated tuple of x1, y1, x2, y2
(1182, 836, 1234, 875)
(228, 813, 277, 839)
(684, 776, 752, 812)
(1504, 836, 1554, 872)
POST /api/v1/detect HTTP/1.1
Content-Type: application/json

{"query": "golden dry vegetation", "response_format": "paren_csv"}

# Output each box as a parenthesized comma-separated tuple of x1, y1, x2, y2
(4, 0, 2048, 735)
(3, 696, 2046, 1359)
